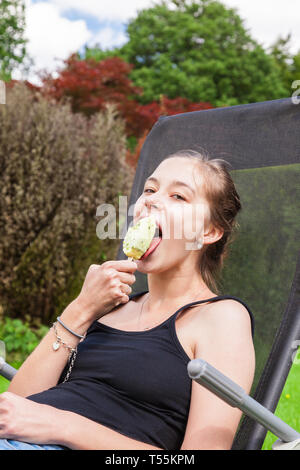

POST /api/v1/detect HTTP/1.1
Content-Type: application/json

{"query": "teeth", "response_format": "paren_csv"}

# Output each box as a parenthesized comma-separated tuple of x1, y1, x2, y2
(154, 226, 160, 237)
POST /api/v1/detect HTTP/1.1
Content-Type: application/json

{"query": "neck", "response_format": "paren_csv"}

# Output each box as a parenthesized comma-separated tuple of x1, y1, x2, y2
(146, 267, 216, 314)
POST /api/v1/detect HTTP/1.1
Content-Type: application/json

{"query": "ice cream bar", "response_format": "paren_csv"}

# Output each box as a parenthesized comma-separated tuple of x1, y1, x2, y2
(123, 215, 157, 260)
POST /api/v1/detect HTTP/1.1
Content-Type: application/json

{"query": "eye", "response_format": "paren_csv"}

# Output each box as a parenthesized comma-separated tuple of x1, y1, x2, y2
(172, 194, 186, 201)
(143, 188, 186, 201)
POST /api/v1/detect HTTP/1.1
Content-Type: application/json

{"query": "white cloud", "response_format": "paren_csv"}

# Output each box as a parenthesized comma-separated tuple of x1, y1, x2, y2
(51, 0, 300, 54)
(88, 27, 127, 50)
(14, 0, 155, 83)
(13, 0, 91, 84)
(13, 0, 300, 85)
(222, 0, 300, 54)
(51, 0, 157, 22)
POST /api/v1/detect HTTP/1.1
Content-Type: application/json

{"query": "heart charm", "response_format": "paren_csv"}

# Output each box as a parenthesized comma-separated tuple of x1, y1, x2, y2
(52, 341, 60, 351)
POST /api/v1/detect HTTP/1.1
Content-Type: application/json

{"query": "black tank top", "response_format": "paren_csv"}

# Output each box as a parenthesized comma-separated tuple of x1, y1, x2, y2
(28, 292, 254, 450)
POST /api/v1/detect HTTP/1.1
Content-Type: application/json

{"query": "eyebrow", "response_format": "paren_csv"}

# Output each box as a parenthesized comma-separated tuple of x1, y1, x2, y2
(145, 176, 196, 196)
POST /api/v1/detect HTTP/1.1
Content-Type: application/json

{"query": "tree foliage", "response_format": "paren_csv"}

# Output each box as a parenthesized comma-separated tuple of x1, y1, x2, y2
(41, 54, 146, 138)
(0, 0, 28, 81)
(125, 94, 213, 166)
(40, 53, 213, 140)
(268, 34, 300, 93)
(0, 83, 133, 324)
(85, 0, 288, 106)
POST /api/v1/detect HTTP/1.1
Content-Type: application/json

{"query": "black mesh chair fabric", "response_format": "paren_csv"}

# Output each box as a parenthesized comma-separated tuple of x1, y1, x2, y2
(116, 97, 300, 450)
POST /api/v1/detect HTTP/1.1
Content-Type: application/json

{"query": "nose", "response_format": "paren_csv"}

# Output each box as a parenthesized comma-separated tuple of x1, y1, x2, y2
(134, 191, 162, 223)
(145, 194, 160, 210)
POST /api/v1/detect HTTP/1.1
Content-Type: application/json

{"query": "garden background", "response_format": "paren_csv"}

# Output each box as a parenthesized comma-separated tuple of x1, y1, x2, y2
(0, 0, 299, 450)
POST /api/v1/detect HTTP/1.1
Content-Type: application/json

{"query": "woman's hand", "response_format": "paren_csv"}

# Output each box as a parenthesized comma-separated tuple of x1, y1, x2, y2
(75, 259, 138, 324)
(7, 260, 138, 398)
(0, 392, 64, 445)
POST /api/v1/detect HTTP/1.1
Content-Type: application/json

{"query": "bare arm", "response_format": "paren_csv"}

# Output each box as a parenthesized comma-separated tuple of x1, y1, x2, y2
(8, 260, 137, 397)
(56, 409, 163, 450)
(180, 300, 255, 450)
(0, 392, 163, 450)
(8, 299, 91, 397)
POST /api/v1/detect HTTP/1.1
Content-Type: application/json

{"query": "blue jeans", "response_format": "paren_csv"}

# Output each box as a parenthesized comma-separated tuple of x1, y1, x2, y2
(0, 438, 64, 450)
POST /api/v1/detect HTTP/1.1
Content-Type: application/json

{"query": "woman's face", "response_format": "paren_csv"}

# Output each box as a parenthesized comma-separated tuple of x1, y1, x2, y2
(133, 157, 212, 273)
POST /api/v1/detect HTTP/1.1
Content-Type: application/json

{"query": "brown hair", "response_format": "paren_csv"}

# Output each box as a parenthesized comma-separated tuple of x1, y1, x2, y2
(164, 149, 242, 294)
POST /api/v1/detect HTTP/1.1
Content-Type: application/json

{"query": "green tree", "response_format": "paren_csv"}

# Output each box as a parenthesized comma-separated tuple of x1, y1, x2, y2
(85, 0, 288, 106)
(0, 0, 28, 81)
(268, 34, 300, 94)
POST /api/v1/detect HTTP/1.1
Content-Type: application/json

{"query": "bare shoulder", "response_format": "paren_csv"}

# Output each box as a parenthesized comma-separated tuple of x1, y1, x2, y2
(190, 297, 253, 341)
(187, 298, 255, 371)
(210, 298, 252, 333)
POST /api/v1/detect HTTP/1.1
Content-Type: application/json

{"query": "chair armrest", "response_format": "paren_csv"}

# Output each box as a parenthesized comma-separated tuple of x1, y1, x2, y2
(0, 357, 17, 381)
(187, 358, 300, 444)
(272, 438, 300, 450)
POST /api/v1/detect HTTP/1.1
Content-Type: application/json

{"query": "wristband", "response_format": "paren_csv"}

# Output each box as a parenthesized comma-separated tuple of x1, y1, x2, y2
(56, 316, 85, 339)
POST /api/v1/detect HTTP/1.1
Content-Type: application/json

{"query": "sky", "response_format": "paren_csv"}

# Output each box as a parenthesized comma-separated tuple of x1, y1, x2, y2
(15, 0, 300, 84)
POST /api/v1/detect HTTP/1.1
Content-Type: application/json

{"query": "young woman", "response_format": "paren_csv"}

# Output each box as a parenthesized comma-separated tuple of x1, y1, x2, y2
(0, 150, 255, 450)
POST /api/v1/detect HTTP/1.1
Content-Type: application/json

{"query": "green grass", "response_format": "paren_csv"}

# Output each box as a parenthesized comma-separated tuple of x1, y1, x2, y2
(261, 361, 300, 450)
(0, 360, 298, 450)
(0, 375, 11, 393)
(0, 361, 22, 393)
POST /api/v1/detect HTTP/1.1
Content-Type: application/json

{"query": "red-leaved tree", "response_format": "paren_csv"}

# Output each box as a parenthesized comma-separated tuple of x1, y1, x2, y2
(40, 54, 147, 137)
(40, 54, 213, 148)
(126, 95, 213, 167)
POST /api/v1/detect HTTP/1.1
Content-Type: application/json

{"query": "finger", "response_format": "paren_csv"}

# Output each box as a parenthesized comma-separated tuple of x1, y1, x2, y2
(118, 272, 136, 285)
(89, 264, 100, 270)
(118, 282, 132, 296)
(113, 284, 131, 305)
(115, 288, 130, 306)
(112, 281, 131, 300)
(109, 260, 138, 273)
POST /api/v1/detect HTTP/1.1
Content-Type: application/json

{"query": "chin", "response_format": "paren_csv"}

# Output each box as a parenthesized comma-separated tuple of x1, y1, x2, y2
(136, 259, 158, 274)
(136, 255, 164, 274)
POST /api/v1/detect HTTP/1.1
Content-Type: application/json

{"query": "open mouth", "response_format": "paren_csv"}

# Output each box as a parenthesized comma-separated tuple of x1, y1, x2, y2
(140, 223, 162, 260)
(155, 224, 162, 238)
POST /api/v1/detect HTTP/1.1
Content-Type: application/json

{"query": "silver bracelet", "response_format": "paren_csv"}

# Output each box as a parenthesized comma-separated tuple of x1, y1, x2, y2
(52, 322, 78, 354)
(51, 323, 78, 383)
(56, 316, 85, 339)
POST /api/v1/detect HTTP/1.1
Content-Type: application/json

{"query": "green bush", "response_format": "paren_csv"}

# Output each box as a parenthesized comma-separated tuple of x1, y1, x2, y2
(0, 317, 48, 363)
(0, 83, 133, 324)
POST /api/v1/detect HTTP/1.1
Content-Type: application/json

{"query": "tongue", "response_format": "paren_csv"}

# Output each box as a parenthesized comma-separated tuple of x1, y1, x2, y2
(140, 237, 162, 260)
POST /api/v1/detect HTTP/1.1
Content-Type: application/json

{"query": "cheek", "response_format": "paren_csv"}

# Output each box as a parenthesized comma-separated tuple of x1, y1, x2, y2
(133, 197, 146, 221)
(168, 204, 206, 242)
(159, 205, 182, 241)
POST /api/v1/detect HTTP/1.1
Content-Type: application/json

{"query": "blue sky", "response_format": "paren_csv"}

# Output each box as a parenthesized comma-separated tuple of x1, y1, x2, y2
(30, 0, 128, 41)
(17, 0, 300, 84)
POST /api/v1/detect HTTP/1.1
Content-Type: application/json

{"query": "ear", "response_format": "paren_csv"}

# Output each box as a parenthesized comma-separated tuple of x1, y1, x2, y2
(203, 224, 224, 246)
